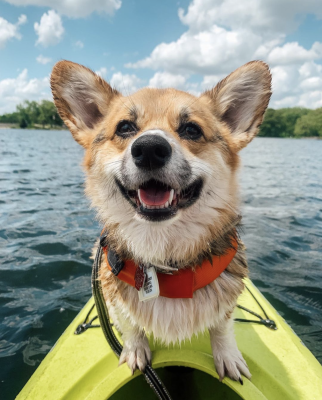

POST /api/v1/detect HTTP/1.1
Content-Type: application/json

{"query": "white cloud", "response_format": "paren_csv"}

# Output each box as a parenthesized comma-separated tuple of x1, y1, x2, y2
(36, 54, 52, 64)
(200, 74, 224, 90)
(75, 40, 84, 49)
(0, 14, 27, 48)
(0, 69, 50, 114)
(110, 72, 143, 94)
(267, 41, 322, 65)
(299, 60, 322, 78)
(95, 67, 108, 78)
(2, 0, 322, 111)
(270, 62, 322, 108)
(18, 14, 27, 25)
(0, 68, 143, 115)
(126, 25, 262, 75)
(127, 0, 291, 74)
(34, 10, 64, 47)
(299, 76, 322, 91)
(296, 90, 322, 109)
(4, 0, 121, 18)
(126, 0, 322, 109)
(149, 72, 187, 89)
(177, 0, 322, 36)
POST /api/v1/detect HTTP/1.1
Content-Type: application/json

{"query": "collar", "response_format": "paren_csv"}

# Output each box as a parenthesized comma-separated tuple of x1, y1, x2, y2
(101, 237, 237, 299)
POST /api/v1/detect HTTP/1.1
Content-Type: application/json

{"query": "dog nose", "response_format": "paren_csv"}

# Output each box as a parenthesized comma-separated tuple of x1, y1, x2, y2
(131, 134, 172, 170)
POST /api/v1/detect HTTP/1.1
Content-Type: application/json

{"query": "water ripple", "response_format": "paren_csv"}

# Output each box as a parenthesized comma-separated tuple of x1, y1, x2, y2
(0, 131, 321, 399)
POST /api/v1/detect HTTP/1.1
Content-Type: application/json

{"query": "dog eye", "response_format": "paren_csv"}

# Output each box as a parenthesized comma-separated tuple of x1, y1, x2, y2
(115, 120, 137, 138)
(179, 122, 203, 140)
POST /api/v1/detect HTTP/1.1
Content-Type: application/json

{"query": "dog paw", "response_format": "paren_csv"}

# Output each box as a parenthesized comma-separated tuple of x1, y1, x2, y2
(213, 347, 251, 383)
(119, 335, 151, 374)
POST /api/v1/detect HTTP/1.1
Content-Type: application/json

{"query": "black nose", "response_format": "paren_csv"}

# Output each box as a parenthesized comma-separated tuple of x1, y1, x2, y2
(131, 134, 172, 170)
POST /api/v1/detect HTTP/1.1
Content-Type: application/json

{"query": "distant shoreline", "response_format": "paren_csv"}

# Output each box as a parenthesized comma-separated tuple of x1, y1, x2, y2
(258, 136, 321, 139)
(0, 124, 68, 131)
(1, 126, 321, 139)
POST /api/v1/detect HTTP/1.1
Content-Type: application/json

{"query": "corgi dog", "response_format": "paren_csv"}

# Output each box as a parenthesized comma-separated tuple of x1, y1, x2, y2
(50, 60, 271, 383)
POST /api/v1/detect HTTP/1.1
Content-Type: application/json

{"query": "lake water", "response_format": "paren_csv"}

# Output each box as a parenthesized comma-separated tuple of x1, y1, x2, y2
(1, 130, 321, 399)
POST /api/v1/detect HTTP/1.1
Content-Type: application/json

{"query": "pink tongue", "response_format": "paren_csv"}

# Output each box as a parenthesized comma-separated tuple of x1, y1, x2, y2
(140, 187, 170, 206)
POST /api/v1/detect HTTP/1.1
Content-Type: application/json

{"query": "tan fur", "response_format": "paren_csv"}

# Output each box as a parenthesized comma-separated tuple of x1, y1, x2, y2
(51, 60, 271, 380)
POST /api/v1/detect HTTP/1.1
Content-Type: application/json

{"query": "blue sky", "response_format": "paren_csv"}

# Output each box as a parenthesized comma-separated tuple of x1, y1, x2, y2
(1, 0, 322, 113)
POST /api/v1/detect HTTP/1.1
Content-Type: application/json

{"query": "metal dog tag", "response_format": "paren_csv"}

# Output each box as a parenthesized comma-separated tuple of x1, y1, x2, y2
(138, 266, 160, 302)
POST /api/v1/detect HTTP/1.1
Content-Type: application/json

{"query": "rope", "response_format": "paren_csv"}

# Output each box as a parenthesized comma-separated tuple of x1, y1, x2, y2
(234, 286, 277, 330)
(74, 304, 100, 335)
(92, 243, 172, 400)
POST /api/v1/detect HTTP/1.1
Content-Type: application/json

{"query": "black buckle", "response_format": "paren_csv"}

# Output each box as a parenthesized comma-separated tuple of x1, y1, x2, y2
(108, 249, 125, 276)
(99, 232, 124, 276)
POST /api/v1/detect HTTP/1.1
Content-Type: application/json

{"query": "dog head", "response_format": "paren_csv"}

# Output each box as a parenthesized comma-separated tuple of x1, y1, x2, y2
(51, 61, 271, 266)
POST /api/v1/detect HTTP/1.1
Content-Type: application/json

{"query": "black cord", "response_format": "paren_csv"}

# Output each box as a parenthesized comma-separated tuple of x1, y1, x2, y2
(245, 285, 269, 319)
(235, 287, 277, 330)
(74, 303, 101, 335)
(92, 244, 172, 400)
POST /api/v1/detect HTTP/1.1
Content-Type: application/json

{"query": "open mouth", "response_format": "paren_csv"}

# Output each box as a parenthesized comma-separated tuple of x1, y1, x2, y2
(116, 178, 203, 221)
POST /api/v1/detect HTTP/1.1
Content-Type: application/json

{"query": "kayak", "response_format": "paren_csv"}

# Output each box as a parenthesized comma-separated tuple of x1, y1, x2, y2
(17, 278, 322, 400)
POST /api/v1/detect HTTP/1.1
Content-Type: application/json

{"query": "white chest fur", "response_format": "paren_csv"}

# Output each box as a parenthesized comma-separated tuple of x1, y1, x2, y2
(106, 269, 243, 345)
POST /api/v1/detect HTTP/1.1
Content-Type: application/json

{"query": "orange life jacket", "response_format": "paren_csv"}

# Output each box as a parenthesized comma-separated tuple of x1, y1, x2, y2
(102, 239, 237, 299)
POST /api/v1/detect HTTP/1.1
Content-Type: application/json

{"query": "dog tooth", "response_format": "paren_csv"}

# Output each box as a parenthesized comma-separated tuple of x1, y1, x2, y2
(164, 201, 169, 208)
(159, 204, 164, 209)
(138, 189, 143, 204)
(169, 189, 174, 205)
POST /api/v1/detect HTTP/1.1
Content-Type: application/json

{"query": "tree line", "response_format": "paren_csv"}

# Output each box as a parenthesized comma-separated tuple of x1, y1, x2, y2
(0, 100, 64, 129)
(0, 100, 322, 137)
(259, 107, 322, 138)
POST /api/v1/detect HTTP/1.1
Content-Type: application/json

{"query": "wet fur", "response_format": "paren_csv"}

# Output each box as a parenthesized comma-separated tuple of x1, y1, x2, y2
(51, 60, 272, 381)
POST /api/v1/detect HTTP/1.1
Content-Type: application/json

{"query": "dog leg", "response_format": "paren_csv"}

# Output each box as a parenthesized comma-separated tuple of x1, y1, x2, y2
(209, 317, 251, 383)
(117, 316, 151, 374)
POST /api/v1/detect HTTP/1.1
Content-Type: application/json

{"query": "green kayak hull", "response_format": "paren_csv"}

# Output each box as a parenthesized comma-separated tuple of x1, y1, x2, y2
(17, 279, 322, 399)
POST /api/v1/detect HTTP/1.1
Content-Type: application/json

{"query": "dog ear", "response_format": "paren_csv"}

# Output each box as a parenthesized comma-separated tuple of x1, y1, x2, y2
(50, 60, 119, 147)
(201, 61, 272, 151)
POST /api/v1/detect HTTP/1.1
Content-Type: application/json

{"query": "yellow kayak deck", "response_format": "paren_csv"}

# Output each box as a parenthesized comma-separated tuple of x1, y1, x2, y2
(17, 279, 322, 400)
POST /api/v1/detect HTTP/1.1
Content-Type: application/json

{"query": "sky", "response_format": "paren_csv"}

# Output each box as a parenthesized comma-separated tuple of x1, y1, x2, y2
(1, 0, 322, 114)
